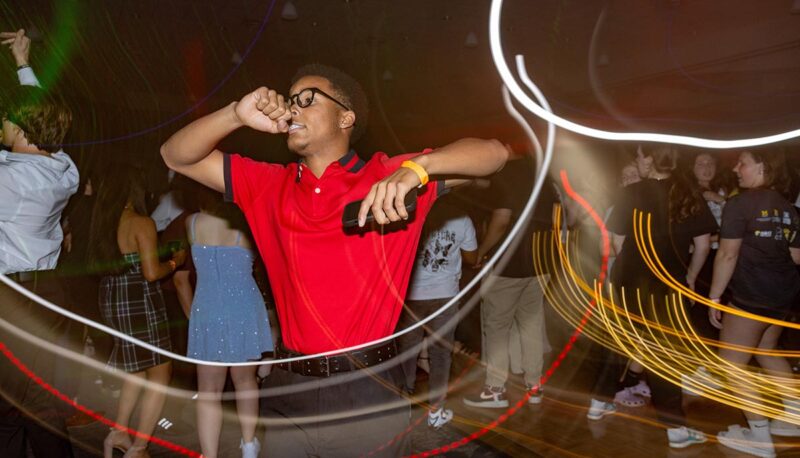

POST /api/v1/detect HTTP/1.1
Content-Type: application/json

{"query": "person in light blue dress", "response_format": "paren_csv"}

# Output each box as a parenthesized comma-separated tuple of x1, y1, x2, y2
(186, 204, 273, 458)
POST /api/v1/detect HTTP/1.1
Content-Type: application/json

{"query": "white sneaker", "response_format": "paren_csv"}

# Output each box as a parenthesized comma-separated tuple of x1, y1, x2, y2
(718, 425, 775, 458)
(526, 385, 543, 405)
(241, 437, 261, 458)
(770, 418, 800, 437)
(463, 385, 508, 408)
(667, 426, 707, 448)
(586, 399, 616, 421)
(681, 366, 720, 396)
(427, 408, 453, 429)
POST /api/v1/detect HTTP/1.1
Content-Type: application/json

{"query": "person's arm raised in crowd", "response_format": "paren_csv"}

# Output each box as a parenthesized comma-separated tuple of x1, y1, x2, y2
(358, 138, 508, 226)
(685, 233, 711, 292)
(161, 87, 292, 192)
(707, 237, 742, 329)
(1, 29, 39, 87)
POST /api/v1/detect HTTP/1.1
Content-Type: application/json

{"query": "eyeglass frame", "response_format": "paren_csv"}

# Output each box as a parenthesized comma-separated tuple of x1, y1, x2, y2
(288, 87, 352, 112)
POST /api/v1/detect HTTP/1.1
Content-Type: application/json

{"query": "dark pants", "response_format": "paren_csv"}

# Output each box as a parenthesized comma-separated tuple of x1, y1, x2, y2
(260, 362, 410, 457)
(60, 274, 112, 364)
(396, 298, 458, 408)
(0, 274, 74, 457)
(591, 281, 685, 426)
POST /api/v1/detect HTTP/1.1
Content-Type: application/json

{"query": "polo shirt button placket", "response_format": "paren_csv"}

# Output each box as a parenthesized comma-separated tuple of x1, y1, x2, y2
(314, 187, 321, 194)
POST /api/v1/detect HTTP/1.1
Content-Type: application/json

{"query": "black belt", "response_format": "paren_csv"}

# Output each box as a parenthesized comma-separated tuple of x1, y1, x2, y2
(275, 340, 397, 378)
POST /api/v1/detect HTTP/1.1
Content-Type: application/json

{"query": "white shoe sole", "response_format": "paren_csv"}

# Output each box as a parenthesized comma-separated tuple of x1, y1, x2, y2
(463, 399, 508, 408)
(718, 434, 775, 458)
(586, 409, 615, 421)
(668, 437, 707, 449)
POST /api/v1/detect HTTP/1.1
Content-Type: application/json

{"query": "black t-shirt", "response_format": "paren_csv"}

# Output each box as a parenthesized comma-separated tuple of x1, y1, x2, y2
(488, 159, 558, 278)
(720, 188, 800, 313)
(608, 178, 718, 289)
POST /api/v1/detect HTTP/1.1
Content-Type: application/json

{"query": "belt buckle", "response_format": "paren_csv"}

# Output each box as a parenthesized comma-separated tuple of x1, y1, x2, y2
(319, 356, 330, 377)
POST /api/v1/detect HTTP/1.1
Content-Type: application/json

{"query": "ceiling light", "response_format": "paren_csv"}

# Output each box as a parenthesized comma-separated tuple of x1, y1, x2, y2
(465, 31, 478, 48)
(281, 1, 298, 20)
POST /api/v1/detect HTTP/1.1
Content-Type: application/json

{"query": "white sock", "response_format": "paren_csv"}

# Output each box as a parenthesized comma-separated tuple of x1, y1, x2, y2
(748, 420, 771, 440)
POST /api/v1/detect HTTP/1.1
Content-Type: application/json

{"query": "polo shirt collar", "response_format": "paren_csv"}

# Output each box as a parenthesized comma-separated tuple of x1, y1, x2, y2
(338, 148, 365, 173)
(295, 149, 365, 183)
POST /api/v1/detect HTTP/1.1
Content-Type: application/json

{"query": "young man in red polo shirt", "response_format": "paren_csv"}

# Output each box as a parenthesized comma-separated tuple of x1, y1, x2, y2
(161, 64, 507, 457)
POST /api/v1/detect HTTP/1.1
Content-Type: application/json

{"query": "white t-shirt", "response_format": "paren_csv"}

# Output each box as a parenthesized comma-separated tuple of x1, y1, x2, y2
(150, 191, 185, 232)
(407, 215, 478, 300)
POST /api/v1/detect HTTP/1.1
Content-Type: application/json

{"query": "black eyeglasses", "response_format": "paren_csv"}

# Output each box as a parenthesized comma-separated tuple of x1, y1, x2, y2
(289, 87, 352, 112)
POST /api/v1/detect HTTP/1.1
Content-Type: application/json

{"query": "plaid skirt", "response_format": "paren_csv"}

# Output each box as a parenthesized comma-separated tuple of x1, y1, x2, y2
(100, 263, 171, 373)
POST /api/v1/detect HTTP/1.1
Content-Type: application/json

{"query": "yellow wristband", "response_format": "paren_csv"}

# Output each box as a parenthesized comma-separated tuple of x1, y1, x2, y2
(401, 160, 429, 187)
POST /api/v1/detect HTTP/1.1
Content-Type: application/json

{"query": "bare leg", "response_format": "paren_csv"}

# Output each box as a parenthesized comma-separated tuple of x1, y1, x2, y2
(195, 364, 228, 458)
(754, 324, 791, 377)
(230, 365, 259, 443)
(753, 324, 796, 417)
(115, 371, 145, 428)
(129, 362, 172, 450)
(718, 313, 770, 422)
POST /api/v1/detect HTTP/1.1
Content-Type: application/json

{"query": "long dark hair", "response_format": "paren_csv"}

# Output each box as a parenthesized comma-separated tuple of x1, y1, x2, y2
(88, 167, 148, 273)
(180, 178, 250, 235)
(669, 155, 705, 223)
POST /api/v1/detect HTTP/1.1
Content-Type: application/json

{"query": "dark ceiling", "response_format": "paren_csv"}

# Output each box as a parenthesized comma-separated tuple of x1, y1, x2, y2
(2, 0, 800, 170)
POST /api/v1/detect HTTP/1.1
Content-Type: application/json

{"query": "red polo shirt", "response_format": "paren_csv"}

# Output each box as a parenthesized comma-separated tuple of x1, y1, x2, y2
(224, 149, 441, 354)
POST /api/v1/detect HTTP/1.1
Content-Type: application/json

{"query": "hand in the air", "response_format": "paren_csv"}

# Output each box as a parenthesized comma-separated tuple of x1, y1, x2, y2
(234, 87, 292, 134)
(0, 29, 31, 67)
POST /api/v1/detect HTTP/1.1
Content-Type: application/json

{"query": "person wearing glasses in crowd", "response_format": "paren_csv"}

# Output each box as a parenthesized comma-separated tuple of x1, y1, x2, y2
(161, 63, 507, 456)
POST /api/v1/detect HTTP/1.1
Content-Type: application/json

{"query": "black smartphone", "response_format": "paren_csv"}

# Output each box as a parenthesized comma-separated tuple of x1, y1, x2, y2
(342, 188, 418, 228)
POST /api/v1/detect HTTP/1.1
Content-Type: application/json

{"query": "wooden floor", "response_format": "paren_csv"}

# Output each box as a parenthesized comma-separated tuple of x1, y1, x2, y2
(47, 299, 800, 457)
(419, 305, 800, 458)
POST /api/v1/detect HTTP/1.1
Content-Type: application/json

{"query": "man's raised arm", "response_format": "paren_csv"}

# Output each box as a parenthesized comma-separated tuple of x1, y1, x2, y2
(359, 138, 509, 226)
(1, 29, 40, 87)
(161, 87, 292, 192)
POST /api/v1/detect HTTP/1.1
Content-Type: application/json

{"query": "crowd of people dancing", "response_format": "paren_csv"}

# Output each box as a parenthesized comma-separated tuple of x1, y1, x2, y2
(1, 28, 800, 458)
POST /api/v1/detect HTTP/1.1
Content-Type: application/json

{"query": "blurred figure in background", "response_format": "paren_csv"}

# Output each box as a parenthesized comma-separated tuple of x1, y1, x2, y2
(709, 148, 800, 457)
(185, 186, 273, 458)
(397, 196, 477, 429)
(89, 169, 185, 458)
(0, 29, 78, 458)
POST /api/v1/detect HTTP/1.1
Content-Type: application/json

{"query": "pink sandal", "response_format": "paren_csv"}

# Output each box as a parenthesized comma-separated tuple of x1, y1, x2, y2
(628, 380, 651, 398)
(614, 386, 647, 407)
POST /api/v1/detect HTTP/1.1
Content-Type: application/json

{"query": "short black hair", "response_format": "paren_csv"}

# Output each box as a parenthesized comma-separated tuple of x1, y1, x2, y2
(291, 63, 368, 144)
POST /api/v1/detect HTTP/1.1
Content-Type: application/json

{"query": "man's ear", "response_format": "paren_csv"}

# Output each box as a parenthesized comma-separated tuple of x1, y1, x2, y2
(339, 111, 356, 129)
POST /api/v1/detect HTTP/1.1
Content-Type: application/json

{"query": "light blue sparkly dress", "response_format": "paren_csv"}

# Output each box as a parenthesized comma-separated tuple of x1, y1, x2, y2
(187, 215, 273, 362)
